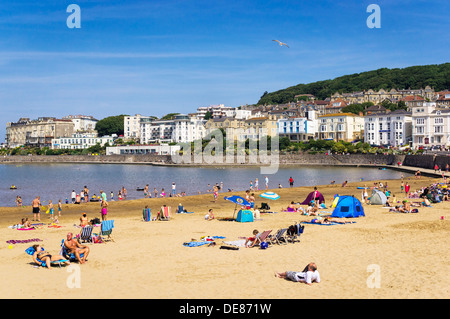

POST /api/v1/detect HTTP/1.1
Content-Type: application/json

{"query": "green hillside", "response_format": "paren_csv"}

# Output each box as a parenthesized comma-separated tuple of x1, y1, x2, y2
(257, 63, 450, 105)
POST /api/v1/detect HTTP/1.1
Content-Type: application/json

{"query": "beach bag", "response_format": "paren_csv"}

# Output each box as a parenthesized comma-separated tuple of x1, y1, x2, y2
(287, 225, 296, 236)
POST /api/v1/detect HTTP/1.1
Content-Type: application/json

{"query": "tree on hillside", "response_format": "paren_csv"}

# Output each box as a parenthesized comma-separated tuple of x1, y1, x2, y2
(95, 115, 127, 136)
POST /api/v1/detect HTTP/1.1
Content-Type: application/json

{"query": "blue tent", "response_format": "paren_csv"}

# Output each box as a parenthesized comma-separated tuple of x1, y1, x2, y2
(331, 195, 365, 218)
(236, 209, 254, 223)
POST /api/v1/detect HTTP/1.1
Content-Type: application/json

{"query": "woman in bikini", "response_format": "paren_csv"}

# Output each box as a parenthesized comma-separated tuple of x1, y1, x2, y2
(32, 244, 69, 269)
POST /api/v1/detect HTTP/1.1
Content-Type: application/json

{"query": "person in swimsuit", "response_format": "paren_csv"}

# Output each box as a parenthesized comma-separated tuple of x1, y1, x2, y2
(101, 199, 108, 221)
(64, 233, 90, 264)
(80, 213, 89, 227)
(31, 196, 41, 222)
(32, 244, 69, 269)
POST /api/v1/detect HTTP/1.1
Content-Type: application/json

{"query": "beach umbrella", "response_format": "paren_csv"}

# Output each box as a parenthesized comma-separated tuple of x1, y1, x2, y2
(259, 192, 280, 200)
(224, 196, 251, 219)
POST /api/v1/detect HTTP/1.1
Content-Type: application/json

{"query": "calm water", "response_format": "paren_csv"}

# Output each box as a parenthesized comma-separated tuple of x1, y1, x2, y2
(0, 163, 410, 207)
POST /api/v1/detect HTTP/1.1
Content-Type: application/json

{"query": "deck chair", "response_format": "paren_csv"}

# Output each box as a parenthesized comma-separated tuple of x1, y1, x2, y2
(249, 230, 272, 247)
(25, 246, 69, 268)
(143, 207, 151, 222)
(267, 228, 288, 245)
(80, 225, 93, 243)
(100, 220, 115, 242)
(158, 206, 171, 221)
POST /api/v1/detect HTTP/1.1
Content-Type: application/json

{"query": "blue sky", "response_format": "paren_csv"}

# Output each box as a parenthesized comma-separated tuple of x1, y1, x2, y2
(0, 0, 449, 142)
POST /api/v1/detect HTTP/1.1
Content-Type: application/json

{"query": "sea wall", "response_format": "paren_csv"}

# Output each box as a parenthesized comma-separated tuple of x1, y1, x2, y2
(0, 153, 404, 166)
(403, 154, 450, 170)
(0, 154, 172, 164)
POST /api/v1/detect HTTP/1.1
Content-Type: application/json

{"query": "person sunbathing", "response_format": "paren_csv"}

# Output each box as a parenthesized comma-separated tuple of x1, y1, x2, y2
(305, 203, 319, 216)
(32, 244, 70, 269)
(64, 232, 90, 264)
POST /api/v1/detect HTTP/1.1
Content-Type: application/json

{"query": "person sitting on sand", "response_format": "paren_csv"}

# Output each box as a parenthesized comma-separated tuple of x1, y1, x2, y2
(32, 244, 70, 269)
(286, 201, 298, 212)
(398, 200, 411, 213)
(245, 229, 260, 247)
(64, 232, 90, 264)
(305, 202, 319, 216)
(205, 209, 215, 221)
(274, 262, 320, 285)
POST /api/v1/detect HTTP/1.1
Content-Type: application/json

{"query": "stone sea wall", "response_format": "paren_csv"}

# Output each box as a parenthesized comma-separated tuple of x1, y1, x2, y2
(0, 153, 404, 166)
(1, 153, 450, 170)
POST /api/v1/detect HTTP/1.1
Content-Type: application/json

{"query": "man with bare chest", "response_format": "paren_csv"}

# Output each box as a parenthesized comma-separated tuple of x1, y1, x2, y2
(64, 232, 90, 264)
(31, 196, 41, 222)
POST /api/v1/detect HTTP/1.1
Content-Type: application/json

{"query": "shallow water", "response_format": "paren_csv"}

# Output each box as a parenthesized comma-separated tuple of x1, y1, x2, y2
(0, 163, 409, 207)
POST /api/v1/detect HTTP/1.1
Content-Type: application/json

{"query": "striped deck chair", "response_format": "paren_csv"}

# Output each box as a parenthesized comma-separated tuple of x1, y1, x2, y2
(80, 225, 93, 243)
(267, 228, 288, 245)
(249, 230, 272, 248)
(100, 220, 115, 242)
(143, 208, 151, 222)
(158, 206, 171, 221)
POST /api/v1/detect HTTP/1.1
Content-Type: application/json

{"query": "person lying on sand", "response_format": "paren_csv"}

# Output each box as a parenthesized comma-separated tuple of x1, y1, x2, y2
(309, 217, 353, 224)
(274, 262, 320, 285)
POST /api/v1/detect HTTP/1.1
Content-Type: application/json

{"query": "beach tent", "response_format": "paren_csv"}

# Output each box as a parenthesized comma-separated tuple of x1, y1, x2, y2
(300, 190, 325, 205)
(369, 189, 387, 205)
(236, 209, 254, 223)
(331, 196, 365, 218)
(331, 194, 339, 208)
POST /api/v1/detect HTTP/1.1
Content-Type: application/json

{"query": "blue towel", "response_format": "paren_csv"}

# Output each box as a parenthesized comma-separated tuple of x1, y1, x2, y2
(102, 220, 114, 231)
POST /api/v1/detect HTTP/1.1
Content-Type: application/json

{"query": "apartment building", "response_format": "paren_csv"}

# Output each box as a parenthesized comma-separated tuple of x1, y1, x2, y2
(52, 132, 114, 150)
(318, 113, 364, 142)
(364, 110, 412, 147)
(172, 114, 206, 143)
(140, 118, 175, 144)
(277, 110, 318, 142)
(6, 117, 74, 148)
(62, 115, 98, 132)
(411, 102, 450, 149)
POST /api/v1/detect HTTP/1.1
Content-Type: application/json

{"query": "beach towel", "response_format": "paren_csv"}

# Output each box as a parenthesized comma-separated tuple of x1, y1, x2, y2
(300, 221, 355, 226)
(7, 239, 42, 244)
(222, 239, 247, 247)
(183, 236, 225, 247)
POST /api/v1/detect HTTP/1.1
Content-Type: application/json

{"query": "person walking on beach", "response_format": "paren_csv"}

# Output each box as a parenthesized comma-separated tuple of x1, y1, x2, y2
(405, 182, 410, 195)
(71, 190, 76, 204)
(265, 176, 269, 190)
(144, 185, 149, 198)
(289, 177, 294, 188)
(154, 188, 158, 198)
(31, 196, 41, 222)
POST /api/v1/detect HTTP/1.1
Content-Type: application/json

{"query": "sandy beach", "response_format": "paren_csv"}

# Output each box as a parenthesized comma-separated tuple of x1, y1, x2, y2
(0, 175, 449, 299)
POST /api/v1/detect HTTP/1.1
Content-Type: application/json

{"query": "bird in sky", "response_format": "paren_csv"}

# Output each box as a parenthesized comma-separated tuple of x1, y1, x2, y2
(272, 39, 289, 48)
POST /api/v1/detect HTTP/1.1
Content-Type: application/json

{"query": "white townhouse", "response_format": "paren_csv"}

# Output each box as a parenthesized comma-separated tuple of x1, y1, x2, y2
(63, 115, 98, 132)
(277, 110, 318, 142)
(412, 102, 450, 149)
(52, 132, 114, 150)
(318, 113, 364, 142)
(196, 104, 234, 119)
(140, 118, 176, 144)
(172, 114, 206, 143)
(124, 114, 154, 141)
(364, 110, 412, 147)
